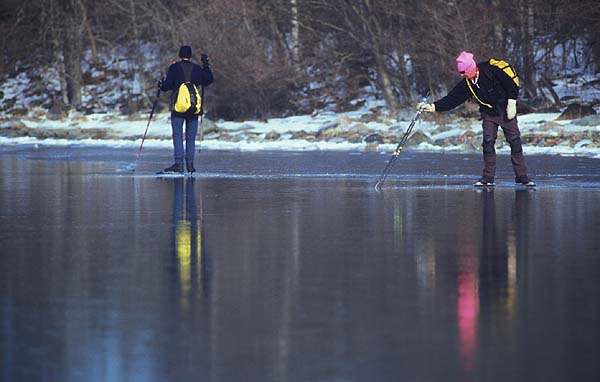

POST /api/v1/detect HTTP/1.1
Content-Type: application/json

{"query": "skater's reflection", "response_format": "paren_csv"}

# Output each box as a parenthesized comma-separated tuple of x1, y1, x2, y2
(172, 178, 209, 310)
(513, 189, 534, 245)
(457, 189, 493, 373)
(457, 189, 525, 374)
(479, 189, 519, 321)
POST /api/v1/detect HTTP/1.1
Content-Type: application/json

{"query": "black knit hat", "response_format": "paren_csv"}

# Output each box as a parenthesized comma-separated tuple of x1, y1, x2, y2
(178, 46, 192, 59)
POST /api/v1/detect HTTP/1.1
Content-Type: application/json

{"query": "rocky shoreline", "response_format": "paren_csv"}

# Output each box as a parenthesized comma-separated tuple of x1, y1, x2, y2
(1, 110, 599, 153)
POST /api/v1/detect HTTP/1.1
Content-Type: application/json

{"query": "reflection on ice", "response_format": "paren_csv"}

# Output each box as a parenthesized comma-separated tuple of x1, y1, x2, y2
(172, 178, 209, 310)
(1, 149, 600, 381)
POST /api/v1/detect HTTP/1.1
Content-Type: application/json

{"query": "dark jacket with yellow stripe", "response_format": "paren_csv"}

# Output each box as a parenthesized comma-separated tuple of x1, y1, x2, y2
(433, 61, 519, 117)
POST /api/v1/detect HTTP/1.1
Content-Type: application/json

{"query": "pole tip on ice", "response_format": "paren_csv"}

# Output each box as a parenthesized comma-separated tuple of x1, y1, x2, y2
(117, 163, 136, 173)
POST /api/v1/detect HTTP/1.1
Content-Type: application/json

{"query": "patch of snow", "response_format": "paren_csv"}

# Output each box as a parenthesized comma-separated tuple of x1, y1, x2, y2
(429, 129, 463, 141)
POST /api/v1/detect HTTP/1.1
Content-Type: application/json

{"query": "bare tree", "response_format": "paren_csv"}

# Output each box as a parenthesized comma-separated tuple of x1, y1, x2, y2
(44, 0, 70, 105)
(40, 0, 84, 108)
(62, 0, 84, 108)
(291, 0, 300, 63)
(78, 0, 99, 65)
(2, 0, 600, 119)
(301, 0, 420, 110)
(520, 0, 537, 98)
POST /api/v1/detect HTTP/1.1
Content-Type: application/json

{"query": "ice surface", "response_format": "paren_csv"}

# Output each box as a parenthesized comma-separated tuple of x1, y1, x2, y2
(1, 148, 600, 381)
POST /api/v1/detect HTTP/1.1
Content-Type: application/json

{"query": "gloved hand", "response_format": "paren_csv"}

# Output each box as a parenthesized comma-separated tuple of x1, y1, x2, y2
(417, 102, 435, 112)
(506, 99, 517, 120)
(201, 54, 210, 68)
(157, 78, 164, 89)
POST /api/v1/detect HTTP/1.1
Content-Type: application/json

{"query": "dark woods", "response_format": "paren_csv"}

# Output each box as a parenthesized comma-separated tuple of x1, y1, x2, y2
(1, 0, 599, 120)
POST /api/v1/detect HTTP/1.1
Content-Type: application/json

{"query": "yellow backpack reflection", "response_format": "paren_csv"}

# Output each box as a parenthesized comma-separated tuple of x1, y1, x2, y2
(173, 62, 202, 115)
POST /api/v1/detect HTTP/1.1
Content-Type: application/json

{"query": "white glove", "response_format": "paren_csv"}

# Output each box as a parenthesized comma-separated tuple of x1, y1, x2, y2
(506, 99, 517, 120)
(417, 102, 435, 112)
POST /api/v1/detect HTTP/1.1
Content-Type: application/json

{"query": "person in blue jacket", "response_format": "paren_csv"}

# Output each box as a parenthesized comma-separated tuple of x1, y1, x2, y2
(160, 45, 213, 173)
(418, 51, 535, 187)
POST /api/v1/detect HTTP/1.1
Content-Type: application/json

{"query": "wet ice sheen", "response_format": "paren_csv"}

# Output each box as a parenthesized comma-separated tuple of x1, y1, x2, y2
(1, 148, 600, 382)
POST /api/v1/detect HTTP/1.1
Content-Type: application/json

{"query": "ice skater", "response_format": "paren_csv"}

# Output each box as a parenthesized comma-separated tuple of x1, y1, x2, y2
(418, 51, 535, 187)
(160, 45, 213, 173)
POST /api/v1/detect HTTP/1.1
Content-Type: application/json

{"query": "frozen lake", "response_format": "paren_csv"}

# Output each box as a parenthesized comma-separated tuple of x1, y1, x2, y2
(1, 147, 600, 381)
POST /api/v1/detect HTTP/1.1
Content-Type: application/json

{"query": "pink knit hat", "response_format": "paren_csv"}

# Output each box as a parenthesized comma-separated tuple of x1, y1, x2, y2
(456, 51, 476, 73)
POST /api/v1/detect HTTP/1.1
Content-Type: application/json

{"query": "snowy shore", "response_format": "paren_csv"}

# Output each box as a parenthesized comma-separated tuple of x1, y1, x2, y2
(2, 103, 599, 159)
(1, 65, 599, 159)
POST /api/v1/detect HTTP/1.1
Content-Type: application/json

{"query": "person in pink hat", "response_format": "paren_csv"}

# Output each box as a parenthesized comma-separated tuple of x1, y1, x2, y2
(418, 51, 535, 187)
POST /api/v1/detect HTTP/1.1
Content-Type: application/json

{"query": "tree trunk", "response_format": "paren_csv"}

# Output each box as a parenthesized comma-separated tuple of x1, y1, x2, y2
(128, 0, 145, 99)
(291, 0, 300, 63)
(541, 76, 562, 106)
(520, 0, 537, 98)
(452, 2, 469, 47)
(46, 0, 70, 104)
(525, 2, 536, 96)
(63, 33, 83, 107)
(362, 0, 402, 110)
(61, 0, 83, 108)
(78, 0, 99, 66)
(492, 0, 504, 56)
(374, 51, 400, 112)
(397, 57, 413, 105)
(58, 60, 70, 105)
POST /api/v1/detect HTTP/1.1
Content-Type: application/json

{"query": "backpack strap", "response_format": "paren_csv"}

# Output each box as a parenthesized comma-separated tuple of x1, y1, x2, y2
(179, 61, 193, 83)
(170, 61, 194, 112)
(489, 58, 520, 87)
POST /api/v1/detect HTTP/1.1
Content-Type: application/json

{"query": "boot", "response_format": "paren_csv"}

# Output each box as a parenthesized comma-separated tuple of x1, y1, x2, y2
(474, 176, 495, 187)
(515, 175, 535, 187)
(163, 163, 183, 173)
(186, 162, 196, 173)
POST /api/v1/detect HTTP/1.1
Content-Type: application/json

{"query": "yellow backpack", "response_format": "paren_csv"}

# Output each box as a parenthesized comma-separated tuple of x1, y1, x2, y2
(489, 58, 520, 87)
(173, 62, 202, 115)
(174, 82, 202, 114)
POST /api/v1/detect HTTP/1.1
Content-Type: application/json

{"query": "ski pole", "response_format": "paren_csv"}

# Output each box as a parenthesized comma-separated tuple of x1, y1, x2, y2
(374, 92, 430, 190)
(199, 84, 205, 144)
(133, 85, 161, 172)
(198, 53, 209, 153)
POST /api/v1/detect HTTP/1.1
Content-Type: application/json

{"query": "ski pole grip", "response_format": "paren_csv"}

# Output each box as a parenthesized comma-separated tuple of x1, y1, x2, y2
(421, 90, 431, 103)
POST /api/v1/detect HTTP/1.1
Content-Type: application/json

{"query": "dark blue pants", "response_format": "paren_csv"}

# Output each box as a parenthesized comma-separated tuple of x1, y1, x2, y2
(171, 113, 198, 165)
